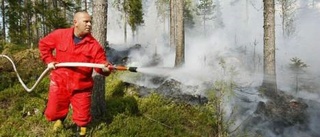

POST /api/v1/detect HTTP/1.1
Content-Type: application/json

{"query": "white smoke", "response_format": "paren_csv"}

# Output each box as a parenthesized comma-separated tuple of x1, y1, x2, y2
(107, 0, 320, 136)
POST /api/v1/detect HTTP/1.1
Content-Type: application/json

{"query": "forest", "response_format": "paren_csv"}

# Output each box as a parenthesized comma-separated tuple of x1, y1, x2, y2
(1, 0, 320, 137)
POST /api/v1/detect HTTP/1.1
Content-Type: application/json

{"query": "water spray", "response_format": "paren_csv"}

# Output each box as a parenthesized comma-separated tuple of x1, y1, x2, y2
(0, 54, 138, 92)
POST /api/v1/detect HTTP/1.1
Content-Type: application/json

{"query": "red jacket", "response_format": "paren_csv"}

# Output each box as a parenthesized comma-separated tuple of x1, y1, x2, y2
(39, 28, 110, 90)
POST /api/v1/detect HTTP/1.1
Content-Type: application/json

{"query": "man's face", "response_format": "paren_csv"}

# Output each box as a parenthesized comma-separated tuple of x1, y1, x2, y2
(74, 12, 92, 37)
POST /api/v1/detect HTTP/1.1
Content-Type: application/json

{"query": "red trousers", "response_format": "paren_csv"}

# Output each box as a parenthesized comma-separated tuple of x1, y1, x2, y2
(44, 80, 92, 127)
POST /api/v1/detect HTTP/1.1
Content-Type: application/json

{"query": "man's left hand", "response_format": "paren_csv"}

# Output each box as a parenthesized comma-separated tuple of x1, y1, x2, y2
(102, 63, 113, 72)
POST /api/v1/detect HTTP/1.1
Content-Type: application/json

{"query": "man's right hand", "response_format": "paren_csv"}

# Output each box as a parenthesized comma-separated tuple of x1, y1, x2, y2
(47, 62, 57, 69)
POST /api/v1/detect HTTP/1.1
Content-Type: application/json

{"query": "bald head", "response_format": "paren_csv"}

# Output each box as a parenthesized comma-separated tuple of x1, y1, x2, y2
(73, 11, 92, 38)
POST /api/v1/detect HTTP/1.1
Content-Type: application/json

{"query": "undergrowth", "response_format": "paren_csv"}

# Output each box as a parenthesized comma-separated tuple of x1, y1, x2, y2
(0, 70, 232, 137)
(0, 49, 232, 136)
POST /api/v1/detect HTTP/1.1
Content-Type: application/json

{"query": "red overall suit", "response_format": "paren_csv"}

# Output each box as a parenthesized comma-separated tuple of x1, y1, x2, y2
(39, 28, 110, 127)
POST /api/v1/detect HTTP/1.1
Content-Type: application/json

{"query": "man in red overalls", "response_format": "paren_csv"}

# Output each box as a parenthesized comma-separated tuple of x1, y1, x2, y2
(39, 11, 111, 136)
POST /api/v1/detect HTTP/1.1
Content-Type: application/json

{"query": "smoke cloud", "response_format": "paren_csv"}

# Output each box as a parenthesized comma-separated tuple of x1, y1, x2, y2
(107, 0, 320, 136)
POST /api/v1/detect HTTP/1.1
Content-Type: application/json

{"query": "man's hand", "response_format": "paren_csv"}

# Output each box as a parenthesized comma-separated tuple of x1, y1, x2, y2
(47, 62, 57, 69)
(102, 63, 113, 72)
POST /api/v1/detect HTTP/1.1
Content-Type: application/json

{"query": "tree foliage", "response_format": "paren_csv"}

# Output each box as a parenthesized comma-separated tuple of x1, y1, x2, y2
(289, 57, 308, 93)
(113, 0, 144, 40)
(197, 0, 215, 17)
(278, 0, 297, 38)
(155, 0, 170, 22)
(3, 0, 74, 46)
(184, 0, 196, 29)
(127, 0, 144, 32)
(156, 0, 195, 30)
(197, 0, 215, 35)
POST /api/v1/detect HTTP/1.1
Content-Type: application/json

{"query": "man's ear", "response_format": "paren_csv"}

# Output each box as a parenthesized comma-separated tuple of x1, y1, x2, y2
(73, 20, 77, 26)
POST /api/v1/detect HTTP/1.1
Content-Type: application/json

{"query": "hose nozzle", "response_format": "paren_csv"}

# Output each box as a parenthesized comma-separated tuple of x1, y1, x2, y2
(110, 65, 138, 73)
(128, 67, 137, 72)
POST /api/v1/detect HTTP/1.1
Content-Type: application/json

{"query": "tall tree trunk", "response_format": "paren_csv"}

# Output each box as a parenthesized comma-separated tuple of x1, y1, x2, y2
(123, 0, 127, 43)
(1, 0, 6, 41)
(169, 0, 175, 49)
(91, 0, 108, 118)
(52, 0, 57, 8)
(262, 0, 277, 93)
(24, 0, 31, 47)
(124, 13, 127, 43)
(42, 0, 47, 37)
(31, 0, 38, 48)
(60, 1, 67, 19)
(84, 0, 87, 10)
(174, 0, 184, 67)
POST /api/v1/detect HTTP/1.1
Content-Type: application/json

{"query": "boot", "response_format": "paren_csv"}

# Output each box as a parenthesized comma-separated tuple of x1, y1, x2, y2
(78, 126, 87, 137)
(53, 119, 64, 131)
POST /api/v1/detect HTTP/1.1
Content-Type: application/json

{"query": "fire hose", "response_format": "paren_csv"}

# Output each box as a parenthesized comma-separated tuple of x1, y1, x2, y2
(0, 54, 137, 92)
